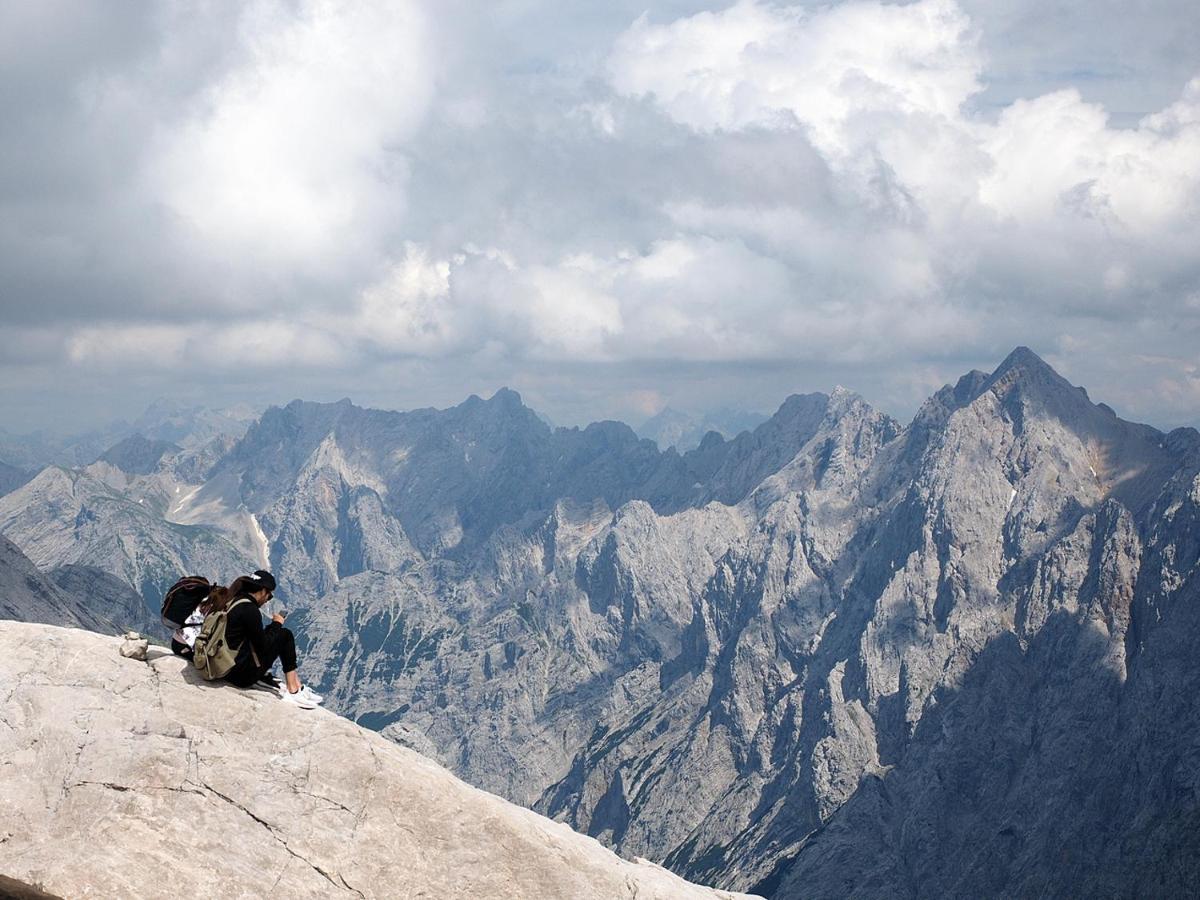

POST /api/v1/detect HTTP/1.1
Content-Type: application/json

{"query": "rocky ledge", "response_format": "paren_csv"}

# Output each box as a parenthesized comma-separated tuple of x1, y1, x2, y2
(0, 621, 755, 899)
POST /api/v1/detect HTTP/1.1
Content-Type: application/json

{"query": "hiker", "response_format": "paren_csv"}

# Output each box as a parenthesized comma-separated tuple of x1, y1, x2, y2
(170, 585, 229, 658)
(221, 570, 323, 709)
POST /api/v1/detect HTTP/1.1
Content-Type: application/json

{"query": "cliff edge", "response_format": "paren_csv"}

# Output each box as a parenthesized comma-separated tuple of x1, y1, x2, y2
(0, 620, 755, 899)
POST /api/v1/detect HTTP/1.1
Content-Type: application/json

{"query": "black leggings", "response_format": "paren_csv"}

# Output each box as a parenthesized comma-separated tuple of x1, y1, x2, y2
(225, 626, 298, 688)
(171, 638, 193, 658)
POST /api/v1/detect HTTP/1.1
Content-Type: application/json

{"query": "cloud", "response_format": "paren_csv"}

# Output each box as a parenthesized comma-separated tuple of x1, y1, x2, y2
(608, 0, 1200, 232)
(344, 232, 978, 370)
(147, 0, 434, 270)
(609, 0, 979, 142)
(1, 0, 1199, 432)
(64, 320, 347, 371)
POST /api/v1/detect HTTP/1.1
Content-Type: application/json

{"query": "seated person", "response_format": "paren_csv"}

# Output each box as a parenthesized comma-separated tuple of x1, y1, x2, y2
(171, 585, 229, 658)
(222, 570, 322, 709)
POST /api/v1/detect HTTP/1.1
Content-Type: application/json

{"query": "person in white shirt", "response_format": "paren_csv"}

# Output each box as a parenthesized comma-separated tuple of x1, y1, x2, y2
(170, 585, 229, 658)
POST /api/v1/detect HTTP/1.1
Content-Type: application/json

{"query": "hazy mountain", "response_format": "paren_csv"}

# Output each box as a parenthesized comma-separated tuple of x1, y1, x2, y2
(127, 398, 259, 449)
(638, 407, 769, 452)
(98, 434, 182, 475)
(0, 400, 256, 470)
(0, 534, 155, 635)
(2, 348, 1198, 896)
(0, 459, 33, 498)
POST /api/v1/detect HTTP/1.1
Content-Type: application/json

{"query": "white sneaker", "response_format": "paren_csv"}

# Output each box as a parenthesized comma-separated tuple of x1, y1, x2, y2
(277, 684, 318, 709)
(298, 685, 324, 704)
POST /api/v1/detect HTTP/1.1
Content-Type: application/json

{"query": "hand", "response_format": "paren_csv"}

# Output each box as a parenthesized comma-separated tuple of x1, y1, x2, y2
(272, 612, 287, 624)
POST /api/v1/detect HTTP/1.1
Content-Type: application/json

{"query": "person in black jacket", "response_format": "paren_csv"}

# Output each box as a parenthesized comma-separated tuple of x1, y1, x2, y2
(222, 570, 322, 709)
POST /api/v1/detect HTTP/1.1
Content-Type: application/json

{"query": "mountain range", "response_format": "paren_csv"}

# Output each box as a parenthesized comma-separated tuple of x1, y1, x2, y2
(0, 398, 257, 471)
(2, 347, 1198, 896)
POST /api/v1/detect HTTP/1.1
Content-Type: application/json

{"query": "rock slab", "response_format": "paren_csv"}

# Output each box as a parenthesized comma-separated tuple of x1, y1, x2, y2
(0, 620, 756, 900)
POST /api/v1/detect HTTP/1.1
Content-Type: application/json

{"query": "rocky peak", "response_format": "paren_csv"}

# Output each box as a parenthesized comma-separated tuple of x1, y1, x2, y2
(977, 346, 1095, 419)
(449, 388, 547, 438)
(96, 433, 180, 475)
(0, 621, 755, 900)
(910, 369, 990, 433)
(488, 385, 526, 409)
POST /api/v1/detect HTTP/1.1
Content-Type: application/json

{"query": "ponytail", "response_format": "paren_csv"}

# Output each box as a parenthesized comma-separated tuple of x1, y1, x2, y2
(227, 575, 261, 599)
(202, 585, 231, 615)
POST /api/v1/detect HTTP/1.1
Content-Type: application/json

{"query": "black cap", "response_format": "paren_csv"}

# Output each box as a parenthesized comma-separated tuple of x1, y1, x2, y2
(252, 569, 277, 591)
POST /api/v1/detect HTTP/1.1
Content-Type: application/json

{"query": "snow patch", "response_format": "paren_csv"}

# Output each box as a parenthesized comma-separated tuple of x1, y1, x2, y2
(1007, 488, 1017, 509)
(248, 513, 270, 569)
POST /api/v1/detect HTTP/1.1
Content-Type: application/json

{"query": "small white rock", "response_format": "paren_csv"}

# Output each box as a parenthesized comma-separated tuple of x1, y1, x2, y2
(118, 634, 149, 660)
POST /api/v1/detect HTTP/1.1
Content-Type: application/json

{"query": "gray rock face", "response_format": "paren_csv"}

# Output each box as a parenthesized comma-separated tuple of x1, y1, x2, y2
(0, 621, 754, 900)
(0, 535, 147, 635)
(97, 434, 182, 475)
(46, 563, 162, 637)
(3, 348, 1199, 897)
(0, 464, 257, 612)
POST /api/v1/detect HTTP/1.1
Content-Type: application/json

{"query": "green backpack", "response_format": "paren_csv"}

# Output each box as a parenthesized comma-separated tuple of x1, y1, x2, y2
(193, 597, 255, 681)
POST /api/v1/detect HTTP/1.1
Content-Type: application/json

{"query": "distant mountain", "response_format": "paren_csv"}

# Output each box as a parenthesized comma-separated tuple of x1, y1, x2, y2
(0, 459, 33, 498)
(2, 349, 1199, 897)
(638, 407, 768, 451)
(0, 400, 257, 469)
(98, 434, 182, 475)
(128, 398, 259, 449)
(0, 534, 155, 635)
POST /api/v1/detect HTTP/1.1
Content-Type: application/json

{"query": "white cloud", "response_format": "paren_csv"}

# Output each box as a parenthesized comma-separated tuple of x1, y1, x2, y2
(147, 0, 434, 268)
(609, 0, 1200, 235)
(4, 0, 1200, 431)
(980, 80, 1200, 230)
(343, 234, 974, 367)
(66, 320, 347, 370)
(610, 0, 979, 144)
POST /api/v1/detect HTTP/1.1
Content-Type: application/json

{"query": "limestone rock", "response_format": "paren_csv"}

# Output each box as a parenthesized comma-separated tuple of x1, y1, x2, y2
(0, 621, 756, 900)
(119, 631, 149, 660)
(0, 534, 145, 636)
(0, 465, 257, 611)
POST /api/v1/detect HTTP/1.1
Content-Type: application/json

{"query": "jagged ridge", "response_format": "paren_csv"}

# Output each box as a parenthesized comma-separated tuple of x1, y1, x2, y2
(4, 348, 1200, 898)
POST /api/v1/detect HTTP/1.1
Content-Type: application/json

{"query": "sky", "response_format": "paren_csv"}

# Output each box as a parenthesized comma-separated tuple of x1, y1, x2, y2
(1, 0, 1198, 434)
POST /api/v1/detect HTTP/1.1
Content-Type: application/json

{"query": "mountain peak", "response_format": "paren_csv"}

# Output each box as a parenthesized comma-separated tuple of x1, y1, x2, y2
(979, 346, 1089, 410)
(488, 386, 524, 407)
(96, 433, 180, 475)
(991, 345, 1059, 379)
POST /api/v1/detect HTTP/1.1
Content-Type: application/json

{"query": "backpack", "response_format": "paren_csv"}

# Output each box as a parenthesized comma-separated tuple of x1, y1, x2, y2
(192, 597, 255, 681)
(161, 576, 213, 629)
